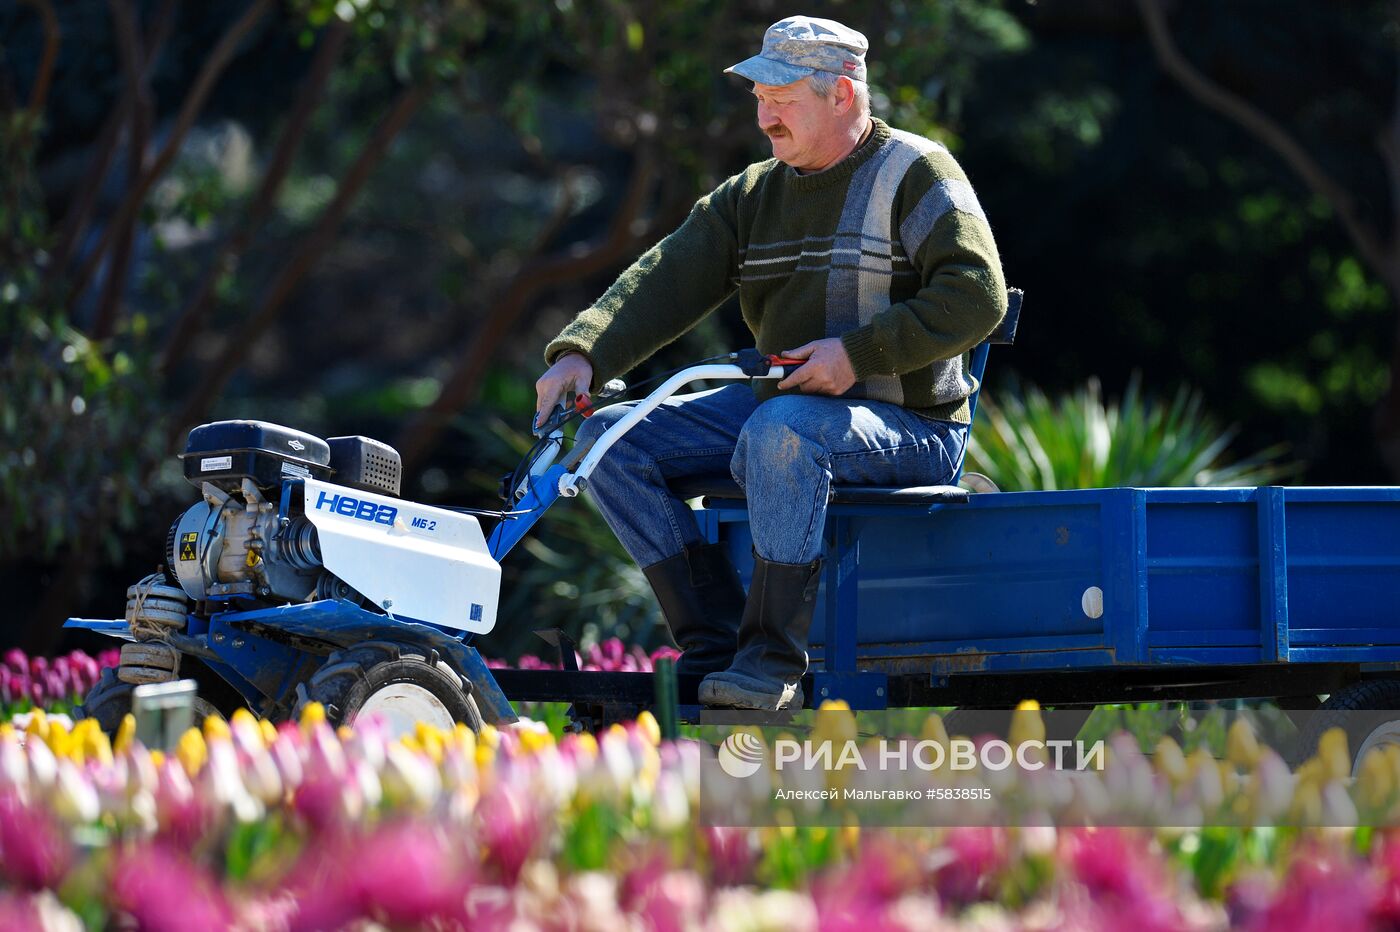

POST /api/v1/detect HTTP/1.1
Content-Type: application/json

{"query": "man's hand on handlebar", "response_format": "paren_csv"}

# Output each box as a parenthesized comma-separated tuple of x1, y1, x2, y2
(535, 352, 594, 430)
(776, 338, 856, 396)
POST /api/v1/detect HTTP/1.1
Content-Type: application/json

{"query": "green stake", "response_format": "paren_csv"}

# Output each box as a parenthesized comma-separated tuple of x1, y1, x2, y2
(654, 656, 679, 740)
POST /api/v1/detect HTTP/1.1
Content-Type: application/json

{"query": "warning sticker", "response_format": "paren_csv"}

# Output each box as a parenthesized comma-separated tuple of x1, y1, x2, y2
(179, 532, 198, 562)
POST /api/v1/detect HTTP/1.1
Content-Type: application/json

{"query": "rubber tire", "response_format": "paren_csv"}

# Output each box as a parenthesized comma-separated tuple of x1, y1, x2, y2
(75, 667, 226, 735)
(1292, 678, 1400, 772)
(293, 641, 483, 734)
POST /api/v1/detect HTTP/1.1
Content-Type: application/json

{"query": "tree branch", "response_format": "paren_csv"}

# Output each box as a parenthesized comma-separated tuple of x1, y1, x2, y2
(90, 0, 153, 341)
(169, 82, 431, 443)
(393, 147, 660, 471)
(67, 0, 273, 312)
(19, 0, 59, 116)
(48, 0, 175, 285)
(159, 18, 352, 376)
(1134, 0, 1392, 279)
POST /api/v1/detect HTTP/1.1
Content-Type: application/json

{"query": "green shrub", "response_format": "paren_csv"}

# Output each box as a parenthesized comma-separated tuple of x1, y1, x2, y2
(966, 374, 1295, 491)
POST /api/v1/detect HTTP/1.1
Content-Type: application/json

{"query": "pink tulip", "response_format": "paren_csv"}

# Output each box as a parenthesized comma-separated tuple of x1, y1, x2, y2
(477, 784, 540, 884)
(1371, 833, 1400, 927)
(1062, 828, 1184, 932)
(3, 649, 26, 675)
(1245, 850, 1377, 932)
(109, 843, 232, 931)
(153, 759, 213, 849)
(0, 894, 34, 930)
(704, 826, 755, 887)
(352, 822, 474, 925)
(623, 855, 704, 932)
(928, 828, 1008, 907)
(0, 792, 71, 889)
(1226, 871, 1279, 929)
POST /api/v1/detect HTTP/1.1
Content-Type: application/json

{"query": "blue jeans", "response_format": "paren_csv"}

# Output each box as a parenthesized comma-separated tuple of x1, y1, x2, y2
(575, 384, 968, 566)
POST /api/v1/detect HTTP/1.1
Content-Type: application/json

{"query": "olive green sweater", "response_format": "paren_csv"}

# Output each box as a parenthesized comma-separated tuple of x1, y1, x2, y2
(545, 118, 1007, 423)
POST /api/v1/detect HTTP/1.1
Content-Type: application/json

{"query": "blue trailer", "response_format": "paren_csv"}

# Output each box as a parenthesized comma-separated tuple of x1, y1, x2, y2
(67, 288, 1400, 766)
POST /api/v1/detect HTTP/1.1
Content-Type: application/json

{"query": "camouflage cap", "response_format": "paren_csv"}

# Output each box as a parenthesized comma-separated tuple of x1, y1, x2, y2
(724, 15, 868, 86)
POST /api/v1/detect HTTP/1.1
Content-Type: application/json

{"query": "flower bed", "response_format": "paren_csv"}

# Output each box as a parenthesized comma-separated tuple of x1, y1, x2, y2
(5, 649, 1400, 929)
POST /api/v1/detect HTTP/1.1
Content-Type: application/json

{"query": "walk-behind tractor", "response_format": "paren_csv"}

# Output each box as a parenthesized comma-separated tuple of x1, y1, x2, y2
(71, 287, 1400, 771)
(67, 343, 852, 736)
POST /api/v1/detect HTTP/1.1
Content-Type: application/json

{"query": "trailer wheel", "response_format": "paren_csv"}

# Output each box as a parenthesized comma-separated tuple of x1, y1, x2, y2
(75, 667, 225, 735)
(294, 641, 482, 737)
(1293, 679, 1400, 774)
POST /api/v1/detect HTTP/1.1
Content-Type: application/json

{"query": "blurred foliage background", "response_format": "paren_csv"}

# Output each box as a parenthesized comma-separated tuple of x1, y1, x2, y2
(1, 0, 1394, 659)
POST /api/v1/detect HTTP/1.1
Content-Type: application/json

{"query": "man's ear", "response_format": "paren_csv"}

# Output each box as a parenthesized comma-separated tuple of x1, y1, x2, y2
(833, 76, 856, 114)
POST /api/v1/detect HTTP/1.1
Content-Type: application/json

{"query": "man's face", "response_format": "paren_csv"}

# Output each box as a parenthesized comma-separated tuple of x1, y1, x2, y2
(752, 79, 840, 171)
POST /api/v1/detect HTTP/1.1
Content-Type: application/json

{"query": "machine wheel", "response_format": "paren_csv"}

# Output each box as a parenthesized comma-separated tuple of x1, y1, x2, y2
(959, 472, 1000, 494)
(1293, 678, 1400, 774)
(293, 641, 482, 737)
(75, 667, 225, 735)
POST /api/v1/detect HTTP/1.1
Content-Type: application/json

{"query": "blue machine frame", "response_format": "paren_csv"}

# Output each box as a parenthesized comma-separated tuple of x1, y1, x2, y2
(693, 485, 1400, 709)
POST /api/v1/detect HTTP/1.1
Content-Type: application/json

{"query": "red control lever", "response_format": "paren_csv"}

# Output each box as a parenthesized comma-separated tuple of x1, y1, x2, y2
(766, 354, 807, 367)
(573, 394, 594, 417)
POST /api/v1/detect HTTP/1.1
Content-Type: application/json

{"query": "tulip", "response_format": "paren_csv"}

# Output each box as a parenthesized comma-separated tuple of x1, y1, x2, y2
(1245, 851, 1376, 932)
(109, 842, 233, 932)
(1062, 828, 1185, 932)
(704, 826, 756, 887)
(1227, 717, 1261, 770)
(350, 821, 474, 927)
(478, 783, 540, 884)
(929, 827, 1006, 907)
(1317, 728, 1352, 782)
(0, 791, 71, 889)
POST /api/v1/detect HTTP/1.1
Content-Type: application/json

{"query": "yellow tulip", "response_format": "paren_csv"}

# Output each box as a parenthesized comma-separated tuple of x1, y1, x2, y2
(1226, 718, 1260, 770)
(175, 727, 207, 777)
(1010, 700, 1046, 744)
(921, 713, 949, 746)
(1290, 779, 1323, 826)
(25, 709, 49, 743)
(635, 711, 662, 746)
(46, 720, 72, 760)
(572, 732, 598, 760)
(1154, 736, 1188, 784)
(113, 714, 136, 754)
(203, 715, 231, 743)
(1357, 748, 1394, 812)
(299, 701, 327, 732)
(259, 718, 279, 747)
(1317, 728, 1351, 782)
(814, 700, 857, 747)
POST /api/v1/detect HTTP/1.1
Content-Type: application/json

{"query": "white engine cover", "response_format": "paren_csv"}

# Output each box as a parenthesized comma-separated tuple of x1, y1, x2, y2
(302, 478, 500, 634)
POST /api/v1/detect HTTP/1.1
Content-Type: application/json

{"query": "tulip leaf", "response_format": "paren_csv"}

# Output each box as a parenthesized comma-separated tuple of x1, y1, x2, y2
(563, 801, 624, 871)
(224, 818, 288, 883)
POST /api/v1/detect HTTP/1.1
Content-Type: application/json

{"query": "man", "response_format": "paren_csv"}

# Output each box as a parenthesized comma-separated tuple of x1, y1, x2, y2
(535, 15, 1007, 710)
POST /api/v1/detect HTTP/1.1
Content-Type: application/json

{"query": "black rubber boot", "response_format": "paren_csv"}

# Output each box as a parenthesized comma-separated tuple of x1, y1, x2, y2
(698, 552, 822, 711)
(642, 542, 747, 677)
